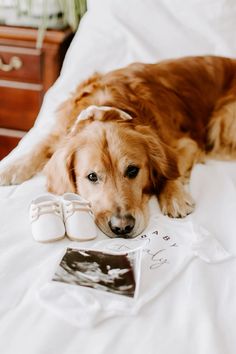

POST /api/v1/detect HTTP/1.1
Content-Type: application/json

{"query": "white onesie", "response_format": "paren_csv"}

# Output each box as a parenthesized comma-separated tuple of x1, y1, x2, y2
(37, 216, 231, 328)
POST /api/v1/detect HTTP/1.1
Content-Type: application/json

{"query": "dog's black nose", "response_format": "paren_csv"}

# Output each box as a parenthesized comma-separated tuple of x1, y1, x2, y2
(109, 214, 135, 236)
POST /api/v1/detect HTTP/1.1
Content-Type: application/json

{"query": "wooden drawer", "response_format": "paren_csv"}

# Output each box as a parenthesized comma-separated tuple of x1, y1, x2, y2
(0, 45, 42, 83)
(0, 130, 25, 160)
(0, 82, 42, 130)
(0, 25, 73, 160)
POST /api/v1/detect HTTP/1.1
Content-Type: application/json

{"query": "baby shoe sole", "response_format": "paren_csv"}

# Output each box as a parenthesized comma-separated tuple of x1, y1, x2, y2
(34, 235, 65, 244)
(66, 234, 97, 242)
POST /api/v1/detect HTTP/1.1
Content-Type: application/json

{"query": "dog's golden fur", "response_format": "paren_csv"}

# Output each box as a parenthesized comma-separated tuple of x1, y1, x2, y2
(1, 56, 236, 237)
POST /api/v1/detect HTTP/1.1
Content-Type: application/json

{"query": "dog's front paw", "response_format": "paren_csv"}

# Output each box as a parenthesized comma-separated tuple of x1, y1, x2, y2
(0, 163, 29, 185)
(159, 180, 195, 218)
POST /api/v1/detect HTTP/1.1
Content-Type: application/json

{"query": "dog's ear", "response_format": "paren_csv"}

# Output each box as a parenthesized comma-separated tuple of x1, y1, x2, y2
(148, 137, 180, 188)
(44, 145, 76, 195)
(136, 126, 179, 189)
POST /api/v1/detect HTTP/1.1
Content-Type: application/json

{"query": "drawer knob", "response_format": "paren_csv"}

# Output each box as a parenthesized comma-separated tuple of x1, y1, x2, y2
(0, 56, 23, 72)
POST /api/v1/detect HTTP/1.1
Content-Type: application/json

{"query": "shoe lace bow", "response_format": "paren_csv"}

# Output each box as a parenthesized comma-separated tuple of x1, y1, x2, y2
(30, 201, 61, 222)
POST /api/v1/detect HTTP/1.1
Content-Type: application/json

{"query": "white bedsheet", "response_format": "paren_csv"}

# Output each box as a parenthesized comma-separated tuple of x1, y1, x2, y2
(1, 0, 236, 353)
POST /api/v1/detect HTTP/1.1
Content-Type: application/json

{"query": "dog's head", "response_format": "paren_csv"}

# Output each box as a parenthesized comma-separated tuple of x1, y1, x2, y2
(45, 106, 179, 238)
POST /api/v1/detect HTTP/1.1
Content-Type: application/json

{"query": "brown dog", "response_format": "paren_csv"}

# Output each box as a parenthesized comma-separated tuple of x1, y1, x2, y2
(1, 56, 236, 238)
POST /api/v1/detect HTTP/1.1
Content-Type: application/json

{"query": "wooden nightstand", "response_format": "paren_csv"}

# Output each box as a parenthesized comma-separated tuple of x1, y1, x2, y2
(0, 25, 73, 160)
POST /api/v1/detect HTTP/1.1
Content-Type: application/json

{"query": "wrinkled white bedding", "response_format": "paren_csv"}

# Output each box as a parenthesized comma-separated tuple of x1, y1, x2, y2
(1, 0, 236, 353)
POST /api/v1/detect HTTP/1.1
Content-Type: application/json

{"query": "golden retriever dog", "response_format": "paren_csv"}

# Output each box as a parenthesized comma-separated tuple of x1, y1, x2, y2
(0, 56, 236, 238)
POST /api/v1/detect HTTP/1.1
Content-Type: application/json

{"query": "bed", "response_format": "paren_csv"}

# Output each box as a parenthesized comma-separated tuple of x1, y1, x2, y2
(0, 0, 236, 353)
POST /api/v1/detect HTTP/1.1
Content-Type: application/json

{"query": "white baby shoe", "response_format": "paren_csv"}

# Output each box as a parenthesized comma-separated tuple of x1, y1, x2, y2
(30, 194, 65, 243)
(62, 193, 97, 241)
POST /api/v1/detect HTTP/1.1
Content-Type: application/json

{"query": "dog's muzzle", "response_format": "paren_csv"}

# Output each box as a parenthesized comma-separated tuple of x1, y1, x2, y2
(108, 214, 135, 237)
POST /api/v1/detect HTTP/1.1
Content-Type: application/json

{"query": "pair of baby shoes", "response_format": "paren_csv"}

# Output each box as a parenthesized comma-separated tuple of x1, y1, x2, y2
(29, 193, 97, 243)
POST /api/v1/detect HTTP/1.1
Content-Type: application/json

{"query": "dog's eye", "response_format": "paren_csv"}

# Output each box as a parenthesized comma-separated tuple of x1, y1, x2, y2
(125, 165, 140, 179)
(87, 172, 98, 183)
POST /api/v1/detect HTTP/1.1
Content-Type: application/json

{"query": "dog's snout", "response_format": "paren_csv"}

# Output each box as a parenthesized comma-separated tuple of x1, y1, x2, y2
(109, 214, 135, 236)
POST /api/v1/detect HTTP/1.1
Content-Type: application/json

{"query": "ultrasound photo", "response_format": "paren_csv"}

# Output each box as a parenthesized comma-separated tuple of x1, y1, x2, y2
(52, 248, 137, 297)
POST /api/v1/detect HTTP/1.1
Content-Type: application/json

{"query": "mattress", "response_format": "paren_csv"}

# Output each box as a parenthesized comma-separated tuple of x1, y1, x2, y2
(0, 1, 236, 353)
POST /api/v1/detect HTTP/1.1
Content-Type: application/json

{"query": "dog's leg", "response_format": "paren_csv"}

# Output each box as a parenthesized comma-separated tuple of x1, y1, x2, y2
(0, 135, 56, 185)
(158, 137, 203, 217)
(158, 179, 195, 217)
(176, 137, 205, 183)
(207, 100, 236, 160)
